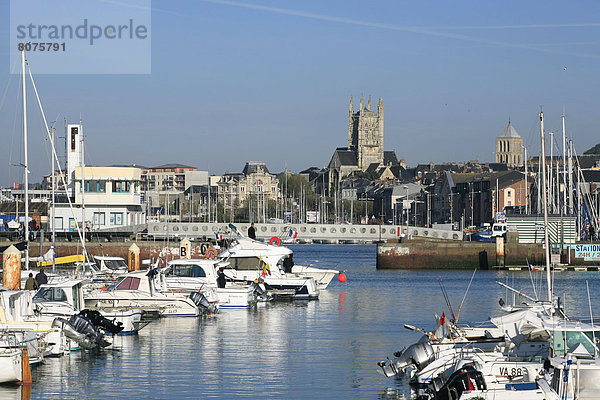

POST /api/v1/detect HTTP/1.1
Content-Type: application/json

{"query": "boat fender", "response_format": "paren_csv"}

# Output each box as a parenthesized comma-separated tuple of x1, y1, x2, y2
(269, 237, 280, 246)
(200, 243, 208, 255)
(206, 247, 218, 259)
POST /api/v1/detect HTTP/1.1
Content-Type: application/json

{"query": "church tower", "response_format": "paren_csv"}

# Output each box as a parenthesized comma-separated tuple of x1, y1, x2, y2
(495, 120, 523, 168)
(348, 94, 384, 170)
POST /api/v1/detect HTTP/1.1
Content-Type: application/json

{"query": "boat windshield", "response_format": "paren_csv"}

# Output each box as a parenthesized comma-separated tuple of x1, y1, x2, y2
(33, 287, 68, 302)
(103, 259, 128, 270)
(167, 264, 207, 278)
(553, 329, 600, 356)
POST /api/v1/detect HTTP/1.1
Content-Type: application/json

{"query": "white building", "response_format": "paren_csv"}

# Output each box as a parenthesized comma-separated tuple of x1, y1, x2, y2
(53, 166, 145, 232)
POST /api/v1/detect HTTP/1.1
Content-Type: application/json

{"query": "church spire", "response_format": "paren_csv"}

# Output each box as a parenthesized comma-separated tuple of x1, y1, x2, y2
(349, 95, 354, 114)
(367, 95, 372, 110)
(359, 93, 364, 110)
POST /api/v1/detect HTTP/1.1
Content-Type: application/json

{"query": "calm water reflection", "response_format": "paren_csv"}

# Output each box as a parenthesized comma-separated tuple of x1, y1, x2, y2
(7, 244, 600, 399)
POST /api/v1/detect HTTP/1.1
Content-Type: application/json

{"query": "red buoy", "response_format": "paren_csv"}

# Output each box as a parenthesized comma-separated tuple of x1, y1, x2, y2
(338, 272, 347, 283)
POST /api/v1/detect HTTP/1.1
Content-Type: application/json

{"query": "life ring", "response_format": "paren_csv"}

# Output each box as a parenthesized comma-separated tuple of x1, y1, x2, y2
(205, 247, 218, 259)
(200, 243, 208, 255)
(269, 237, 280, 246)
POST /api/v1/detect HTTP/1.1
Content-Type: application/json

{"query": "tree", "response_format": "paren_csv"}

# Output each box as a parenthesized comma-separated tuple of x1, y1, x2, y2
(584, 143, 600, 155)
(276, 173, 314, 197)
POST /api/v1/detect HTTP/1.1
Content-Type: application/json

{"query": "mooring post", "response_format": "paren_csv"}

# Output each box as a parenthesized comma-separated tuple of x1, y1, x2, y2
(128, 243, 140, 271)
(3, 245, 22, 290)
(180, 238, 191, 259)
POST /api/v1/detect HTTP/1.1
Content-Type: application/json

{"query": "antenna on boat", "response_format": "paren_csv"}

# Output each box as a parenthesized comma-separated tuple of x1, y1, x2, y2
(437, 277, 456, 323)
(455, 268, 477, 323)
(586, 281, 597, 357)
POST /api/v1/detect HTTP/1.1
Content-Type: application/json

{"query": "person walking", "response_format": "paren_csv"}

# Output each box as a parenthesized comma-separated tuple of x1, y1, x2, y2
(247, 223, 256, 240)
(35, 267, 48, 286)
(25, 273, 38, 290)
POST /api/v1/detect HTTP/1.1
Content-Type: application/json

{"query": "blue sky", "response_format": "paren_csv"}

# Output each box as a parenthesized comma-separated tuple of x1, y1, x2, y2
(1, 0, 600, 187)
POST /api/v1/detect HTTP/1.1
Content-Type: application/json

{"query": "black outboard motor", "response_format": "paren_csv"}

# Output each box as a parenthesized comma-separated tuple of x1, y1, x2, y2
(250, 281, 271, 301)
(79, 309, 124, 335)
(433, 364, 486, 400)
(68, 314, 111, 348)
(189, 291, 219, 314)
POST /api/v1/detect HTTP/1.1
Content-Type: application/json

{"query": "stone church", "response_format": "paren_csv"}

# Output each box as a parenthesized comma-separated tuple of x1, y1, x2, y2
(326, 95, 399, 192)
(495, 121, 523, 168)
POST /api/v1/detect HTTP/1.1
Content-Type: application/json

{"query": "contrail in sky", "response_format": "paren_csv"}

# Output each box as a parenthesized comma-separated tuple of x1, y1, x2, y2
(99, 0, 600, 58)
(200, 0, 600, 58)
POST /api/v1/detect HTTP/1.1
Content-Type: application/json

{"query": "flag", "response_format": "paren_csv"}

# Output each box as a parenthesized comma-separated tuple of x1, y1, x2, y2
(528, 262, 535, 272)
(440, 312, 445, 326)
(288, 229, 298, 239)
(215, 233, 223, 241)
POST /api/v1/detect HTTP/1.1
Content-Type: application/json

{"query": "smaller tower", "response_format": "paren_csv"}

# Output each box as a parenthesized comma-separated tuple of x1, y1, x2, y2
(495, 120, 523, 168)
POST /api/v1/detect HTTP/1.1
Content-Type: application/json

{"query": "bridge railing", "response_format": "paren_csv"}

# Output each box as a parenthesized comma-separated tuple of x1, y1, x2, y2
(146, 222, 463, 242)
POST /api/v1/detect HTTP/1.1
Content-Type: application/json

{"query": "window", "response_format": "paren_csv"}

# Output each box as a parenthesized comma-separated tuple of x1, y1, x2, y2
(33, 287, 67, 302)
(93, 212, 106, 226)
(115, 277, 141, 290)
(168, 264, 207, 278)
(85, 180, 106, 193)
(112, 181, 131, 193)
(54, 217, 63, 231)
(233, 257, 261, 270)
(110, 212, 123, 226)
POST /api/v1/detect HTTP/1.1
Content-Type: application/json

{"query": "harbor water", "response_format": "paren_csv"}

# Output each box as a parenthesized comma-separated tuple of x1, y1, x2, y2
(6, 244, 600, 399)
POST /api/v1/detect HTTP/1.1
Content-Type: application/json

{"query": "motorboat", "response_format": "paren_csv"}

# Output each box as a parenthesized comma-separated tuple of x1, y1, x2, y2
(218, 236, 319, 300)
(0, 288, 66, 359)
(0, 331, 25, 384)
(33, 279, 147, 335)
(93, 256, 129, 275)
(224, 224, 339, 290)
(84, 269, 216, 317)
(162, 258, 268, 308)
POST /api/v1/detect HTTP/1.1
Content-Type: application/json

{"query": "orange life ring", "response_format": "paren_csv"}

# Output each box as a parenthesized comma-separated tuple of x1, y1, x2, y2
(269, 236, 280, 246)
(206, 247, 218, 259)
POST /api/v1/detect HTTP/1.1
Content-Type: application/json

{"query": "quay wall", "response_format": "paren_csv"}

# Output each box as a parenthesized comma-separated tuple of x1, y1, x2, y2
(1, 241, 208, 267)
(377, 238, 598, 269)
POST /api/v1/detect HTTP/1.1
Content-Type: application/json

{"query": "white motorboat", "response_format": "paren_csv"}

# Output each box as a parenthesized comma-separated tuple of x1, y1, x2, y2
(84, 269, 216, 317)
(0, 331, 24, 384)
(33, 279, 146, 335)
(218, 235, 319, 300)
(163, 258, 267, 308)
(224, 224, 339, 290)
(93, 256, 129, 275)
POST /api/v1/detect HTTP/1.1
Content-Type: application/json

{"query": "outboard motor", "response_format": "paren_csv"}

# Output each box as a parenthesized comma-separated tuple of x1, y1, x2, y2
(250, 281, 272, 301)
(190, 291, 219, 314)
(377, 342, 435, 377)
(79, 309, 124, 335)
(69, 314, 111, 348)
(432, 364, 486, 400)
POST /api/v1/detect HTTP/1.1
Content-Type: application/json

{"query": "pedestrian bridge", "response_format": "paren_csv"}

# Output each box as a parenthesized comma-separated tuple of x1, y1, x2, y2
(147, 222, 463, 243)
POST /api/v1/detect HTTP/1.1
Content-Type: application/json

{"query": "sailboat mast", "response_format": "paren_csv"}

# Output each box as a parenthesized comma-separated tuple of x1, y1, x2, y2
(524, 146, 528, 214)
(540, 111, 552, 302)
(21, 50, 29, 270)
(51, 125, 56, 272)
(562, 114, 567, 215)
(81, 122, 85, 248)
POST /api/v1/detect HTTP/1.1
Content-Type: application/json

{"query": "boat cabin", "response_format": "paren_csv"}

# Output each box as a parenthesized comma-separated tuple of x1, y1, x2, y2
(33, 279, 87, 315)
